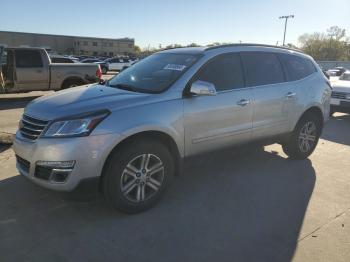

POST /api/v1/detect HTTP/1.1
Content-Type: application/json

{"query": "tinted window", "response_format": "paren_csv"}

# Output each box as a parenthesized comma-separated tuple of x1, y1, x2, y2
(51, 57, 74, 63)
(193, 53, 244, 91)
(279, 54, 316, 81)
(108, 53, 199, 93)
(339, 72, 350, 81)
(241, 52, 284, 87)
(15, 50, 43, 68)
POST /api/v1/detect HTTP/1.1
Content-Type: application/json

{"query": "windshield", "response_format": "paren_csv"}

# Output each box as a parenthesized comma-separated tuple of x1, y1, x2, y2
(107, 53, 200, 93)
(339, 73, 350, 81)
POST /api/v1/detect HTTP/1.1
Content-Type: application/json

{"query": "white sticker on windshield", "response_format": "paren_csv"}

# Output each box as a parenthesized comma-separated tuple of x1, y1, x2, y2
(164, 64, 187, 71)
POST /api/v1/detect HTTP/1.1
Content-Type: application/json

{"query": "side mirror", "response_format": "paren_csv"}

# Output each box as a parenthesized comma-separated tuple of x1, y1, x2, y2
(190, 80, 217, 96)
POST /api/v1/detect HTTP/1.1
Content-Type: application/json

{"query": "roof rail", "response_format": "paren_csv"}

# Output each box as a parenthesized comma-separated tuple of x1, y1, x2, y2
(205, 43, 303, 53)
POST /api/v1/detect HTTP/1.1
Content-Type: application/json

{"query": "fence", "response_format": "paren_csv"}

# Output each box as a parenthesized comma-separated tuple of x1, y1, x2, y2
(317, 61, 350, 70)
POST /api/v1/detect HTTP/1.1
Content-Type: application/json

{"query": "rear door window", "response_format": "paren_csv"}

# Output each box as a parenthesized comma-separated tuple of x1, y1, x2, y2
(193, 53, 244, 92)
(15, 50, 43, 68)
(241, 52, 285, 87)
(279, 54, 316, 81)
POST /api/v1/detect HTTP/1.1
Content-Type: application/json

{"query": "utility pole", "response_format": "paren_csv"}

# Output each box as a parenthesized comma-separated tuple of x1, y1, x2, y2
(279, 15, 294, 46)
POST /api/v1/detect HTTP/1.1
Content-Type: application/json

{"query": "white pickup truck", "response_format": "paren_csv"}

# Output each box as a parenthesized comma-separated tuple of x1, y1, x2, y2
(104, 57, 134, 72)
(0, 47, 102, 93)
(330, 71, 350, 115)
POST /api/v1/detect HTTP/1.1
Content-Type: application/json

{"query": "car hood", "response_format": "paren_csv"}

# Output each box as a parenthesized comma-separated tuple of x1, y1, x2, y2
(25, 84, 153, 120)
(332, 80, 350, 93)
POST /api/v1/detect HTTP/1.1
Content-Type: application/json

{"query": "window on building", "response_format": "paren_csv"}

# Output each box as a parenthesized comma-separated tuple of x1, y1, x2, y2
(102, 42, 107, 47)
(109, 43, 113, 47)
(77, 41, 80, 46)
(128, 44, 133, 48)
(93, 42, 98, 47)
(109, 52, 114, 56)
(93, 52, 98, 56)
(83, 41, 88, 46)
(15, 50, 43, 68)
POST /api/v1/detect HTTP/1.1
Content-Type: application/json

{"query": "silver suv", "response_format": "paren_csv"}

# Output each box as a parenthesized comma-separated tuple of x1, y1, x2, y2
(14, 44, 331, 213)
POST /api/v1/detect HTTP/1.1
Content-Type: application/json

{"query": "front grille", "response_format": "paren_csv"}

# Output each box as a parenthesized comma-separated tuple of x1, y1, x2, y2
(34, 165, 52, 180)
(331, 91, 348, 100)
(16, 155, 30, 174)
(19, 114, 49, 140)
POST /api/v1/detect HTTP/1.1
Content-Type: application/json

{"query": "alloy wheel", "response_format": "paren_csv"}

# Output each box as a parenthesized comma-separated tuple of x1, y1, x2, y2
(120, 154, 165, 203)
(298, 121, 317, 153)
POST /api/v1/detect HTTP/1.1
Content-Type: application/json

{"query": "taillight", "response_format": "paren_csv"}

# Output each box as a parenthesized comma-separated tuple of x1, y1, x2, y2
(96, 65, 102, 79)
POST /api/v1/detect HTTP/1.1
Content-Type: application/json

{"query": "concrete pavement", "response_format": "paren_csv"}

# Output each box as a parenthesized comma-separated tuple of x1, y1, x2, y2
(0, 113, 349, 262)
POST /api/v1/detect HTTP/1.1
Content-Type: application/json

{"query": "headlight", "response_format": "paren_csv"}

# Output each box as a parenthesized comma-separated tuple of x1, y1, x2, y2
(42, 110, 110, 138)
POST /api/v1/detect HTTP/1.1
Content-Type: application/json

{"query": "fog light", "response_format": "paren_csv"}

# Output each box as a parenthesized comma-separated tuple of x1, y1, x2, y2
(35, 160, 75, 183)
(50, 169, 71, 182)
(36, 160, 75, 169)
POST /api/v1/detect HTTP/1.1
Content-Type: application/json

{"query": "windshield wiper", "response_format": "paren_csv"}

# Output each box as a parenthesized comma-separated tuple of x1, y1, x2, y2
(108, 83, 138, 92)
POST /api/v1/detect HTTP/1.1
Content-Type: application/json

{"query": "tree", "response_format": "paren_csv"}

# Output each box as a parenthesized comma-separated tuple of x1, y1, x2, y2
(134, 45, 141, 55)
(298, 26, 350, 61)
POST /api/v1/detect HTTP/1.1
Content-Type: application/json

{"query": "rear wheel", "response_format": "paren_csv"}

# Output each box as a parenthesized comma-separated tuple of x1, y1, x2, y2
(103, 139, 174, 213)
(282, 112, 322, 159)
(61, 78, 85, 89)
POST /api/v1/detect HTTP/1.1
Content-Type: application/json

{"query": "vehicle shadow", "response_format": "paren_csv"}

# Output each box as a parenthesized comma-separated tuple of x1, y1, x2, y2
(0, 96, 40, 110)
(0, 144, 11, 153)
(0, 147, 315, 262)
(322, 113, 350, 146)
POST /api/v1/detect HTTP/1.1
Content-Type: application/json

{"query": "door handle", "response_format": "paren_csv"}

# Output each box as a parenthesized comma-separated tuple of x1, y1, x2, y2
(237, 99, 251, 106)
(285, 92, 296, 99)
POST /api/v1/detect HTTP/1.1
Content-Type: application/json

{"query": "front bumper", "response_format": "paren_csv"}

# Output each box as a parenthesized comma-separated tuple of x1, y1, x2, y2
(13, 132, 120, 192)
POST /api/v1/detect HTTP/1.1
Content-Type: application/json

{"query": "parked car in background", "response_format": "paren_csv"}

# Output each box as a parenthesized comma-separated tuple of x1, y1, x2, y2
(80, 58, 102, 63)
(50, 55, 77, 63)
(105, 57, 133, 72)
(330, 71, 350, 115)
(0, 47, 102, 92)
(13, 44, 331, 213)
(327, 67, 347, 77)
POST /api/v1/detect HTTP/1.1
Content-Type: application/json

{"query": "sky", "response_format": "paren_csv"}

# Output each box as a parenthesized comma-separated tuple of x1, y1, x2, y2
(1, 0, 349, 49)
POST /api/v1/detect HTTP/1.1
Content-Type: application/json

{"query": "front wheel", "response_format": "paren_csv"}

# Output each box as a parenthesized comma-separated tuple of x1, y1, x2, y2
(102, 139, 174, 213)
(282, 112, 322, 159)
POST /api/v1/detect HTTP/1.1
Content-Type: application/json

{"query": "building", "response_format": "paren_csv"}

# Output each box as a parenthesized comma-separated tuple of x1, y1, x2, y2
(0, 31, 135, 56)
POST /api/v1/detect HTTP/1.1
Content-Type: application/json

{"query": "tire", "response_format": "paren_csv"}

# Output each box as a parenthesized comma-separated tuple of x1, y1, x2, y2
(61, 79, 84, 89)
(102, 139, 174, 213)
(282, 112, 322, 160)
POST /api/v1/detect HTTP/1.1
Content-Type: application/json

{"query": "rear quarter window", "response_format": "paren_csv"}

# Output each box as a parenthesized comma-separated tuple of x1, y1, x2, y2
(279, 54, 316, 81)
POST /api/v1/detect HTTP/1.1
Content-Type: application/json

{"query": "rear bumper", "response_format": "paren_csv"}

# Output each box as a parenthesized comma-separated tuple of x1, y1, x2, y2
(331, 104, 350, 113)
(330, 98, 350, 113)
(85, 76, 100, 84)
